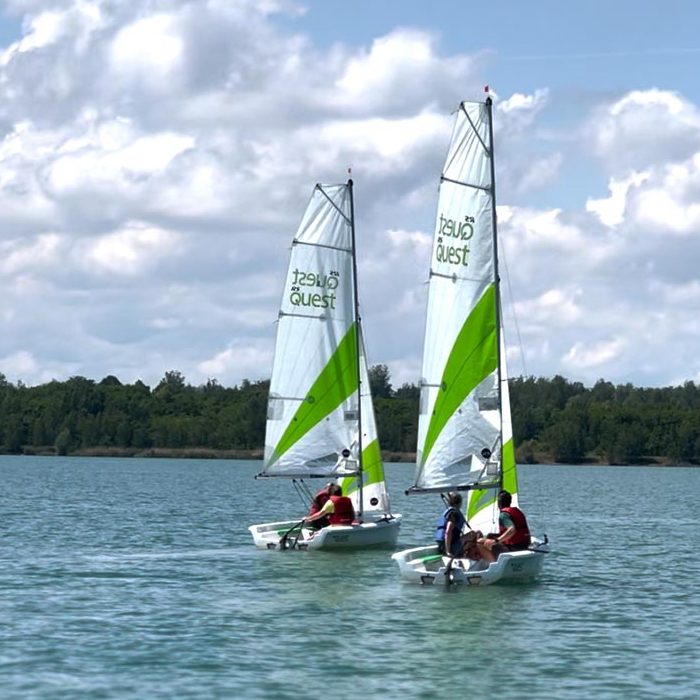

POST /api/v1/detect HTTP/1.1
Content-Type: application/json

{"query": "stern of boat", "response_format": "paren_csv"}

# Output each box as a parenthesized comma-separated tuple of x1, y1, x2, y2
(249, 514, 402, 551)
(392, 543, 547, 585)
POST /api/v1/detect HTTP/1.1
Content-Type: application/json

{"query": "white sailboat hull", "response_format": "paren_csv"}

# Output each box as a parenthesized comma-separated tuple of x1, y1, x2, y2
(249, 514, 402, 551)
(391, 540, 548, 586)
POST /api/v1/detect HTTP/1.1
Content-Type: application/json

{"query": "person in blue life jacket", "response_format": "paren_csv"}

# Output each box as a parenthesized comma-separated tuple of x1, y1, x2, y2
(435, 492, 493, 560)
(435, 492, 475, 557)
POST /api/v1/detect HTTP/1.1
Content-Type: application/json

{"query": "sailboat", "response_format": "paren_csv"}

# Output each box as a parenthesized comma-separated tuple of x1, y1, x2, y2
(249, 180, 401, 550)
(391, 98, 548, 584)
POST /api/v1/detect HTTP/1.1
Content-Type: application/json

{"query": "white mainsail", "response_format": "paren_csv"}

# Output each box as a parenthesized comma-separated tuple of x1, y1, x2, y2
(259, 181, 392, 515)
(410, 99, 519, 531)
(261, 182, 360, 478)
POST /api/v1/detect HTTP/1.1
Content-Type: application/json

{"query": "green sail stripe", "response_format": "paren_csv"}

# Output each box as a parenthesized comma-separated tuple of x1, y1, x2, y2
(269, 323, 358, 465)
(466, 437, 516, 521)
(467, 488, 492, 522)
(501, 437, 518, 495)
(339, 438, 383, 496)
(421, 284, 498, 467)
(360, 438, 384, 487)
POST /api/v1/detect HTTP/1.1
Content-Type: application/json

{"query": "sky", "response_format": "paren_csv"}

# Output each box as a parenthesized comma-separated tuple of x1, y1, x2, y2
(1, 0, 700, 390)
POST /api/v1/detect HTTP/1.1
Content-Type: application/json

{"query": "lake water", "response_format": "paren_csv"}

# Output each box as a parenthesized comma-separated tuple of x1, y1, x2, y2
(1, 455, 698, 699)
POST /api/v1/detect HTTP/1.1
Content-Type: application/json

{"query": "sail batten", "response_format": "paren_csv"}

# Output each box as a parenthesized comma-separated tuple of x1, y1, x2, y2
(440, 175, 491, 191)
(293, 240, 353, 253)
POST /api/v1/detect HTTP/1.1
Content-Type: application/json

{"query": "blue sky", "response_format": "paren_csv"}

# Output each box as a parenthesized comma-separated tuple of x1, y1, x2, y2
(285, 2, 698, 91)
(0, 0, 699, 390)
(282, 1, 700, 208)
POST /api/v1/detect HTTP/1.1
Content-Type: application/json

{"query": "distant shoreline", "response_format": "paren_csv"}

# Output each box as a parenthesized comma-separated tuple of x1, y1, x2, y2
(4, 446, 696, 467)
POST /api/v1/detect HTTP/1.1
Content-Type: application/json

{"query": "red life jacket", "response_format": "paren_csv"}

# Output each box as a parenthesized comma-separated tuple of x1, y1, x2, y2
(328, 495, 355, 525)
(309, 489, 330, 516)
(500, 506, 531, 548)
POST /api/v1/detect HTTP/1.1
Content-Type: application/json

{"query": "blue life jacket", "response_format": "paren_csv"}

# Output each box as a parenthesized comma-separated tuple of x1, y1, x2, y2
(434, 507, 467, 550)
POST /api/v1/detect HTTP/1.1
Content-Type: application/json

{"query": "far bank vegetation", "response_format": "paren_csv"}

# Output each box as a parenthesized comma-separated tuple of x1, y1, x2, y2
(0, 368, 699, 465)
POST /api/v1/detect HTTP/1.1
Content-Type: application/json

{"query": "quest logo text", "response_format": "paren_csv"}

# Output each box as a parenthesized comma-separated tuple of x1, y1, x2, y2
(435, 213, 475, 267)
(288, 268, 340, 309)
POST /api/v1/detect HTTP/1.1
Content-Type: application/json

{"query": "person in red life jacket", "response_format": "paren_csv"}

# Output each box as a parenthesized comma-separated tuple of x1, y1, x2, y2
(303, 484, 355, 528)
(306, 482, 333, 530)
(482, 490, 531, 559)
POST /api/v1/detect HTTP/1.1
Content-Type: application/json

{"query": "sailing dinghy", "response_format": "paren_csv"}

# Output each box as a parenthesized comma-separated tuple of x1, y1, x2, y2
(249, 180, 401, 550)
(391, 98, 548, 585)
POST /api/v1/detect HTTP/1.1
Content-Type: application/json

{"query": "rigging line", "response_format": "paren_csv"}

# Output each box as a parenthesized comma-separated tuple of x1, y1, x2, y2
(292, 479, 310, 509)
(297, 478, 314, 504)
(441, 101, 487, 174)
(315, 183, 351, 225)
(499, 234, 528, 377)
(461, 101, 490, 158)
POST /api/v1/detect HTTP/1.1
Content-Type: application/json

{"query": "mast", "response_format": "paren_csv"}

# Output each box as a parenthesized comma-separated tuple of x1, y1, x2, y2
(485, 96, 504, 490)
(348, 178, 364, 516)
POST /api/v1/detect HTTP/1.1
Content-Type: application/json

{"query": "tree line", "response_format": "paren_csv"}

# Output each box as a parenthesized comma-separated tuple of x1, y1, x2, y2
(1, 367, 699, 464)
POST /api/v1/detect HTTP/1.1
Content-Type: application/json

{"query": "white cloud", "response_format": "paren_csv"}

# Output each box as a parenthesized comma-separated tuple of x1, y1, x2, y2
(83, 222, 182, 276)
(563, 338, 625, 371)
(197, 342, 273, 383)
(109, 14, 184, 91)
(46, 122, 194, 195)
(0, 233, 62, 274)
(649, 280, 700, 312)
(0, 349, 79, 384)
(334, 28, 474, 113)
(513, 151, 563, 195)
(500, 206, 588, 253)
(590, 88, 700, 173)
(586, 171, 649, 227)
(516, 287, 583, 327)
(0, 4, 698, 393)
(628, 154, 700, 235)
(497, 88, 549, 128)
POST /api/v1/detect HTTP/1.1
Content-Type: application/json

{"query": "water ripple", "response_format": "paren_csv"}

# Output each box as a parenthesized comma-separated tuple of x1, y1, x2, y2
(0, 457, 698, 699)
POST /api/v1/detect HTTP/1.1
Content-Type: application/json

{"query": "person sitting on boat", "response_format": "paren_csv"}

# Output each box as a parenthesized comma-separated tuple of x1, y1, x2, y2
(303, 484, 355, 528)
(306, 482, 333, 530)
(481, 490, 531, 558)
(435, 492, 479, 557)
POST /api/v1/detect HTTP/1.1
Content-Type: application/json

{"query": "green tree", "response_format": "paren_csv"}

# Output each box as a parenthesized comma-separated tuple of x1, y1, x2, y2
(368, 364, 393, 399)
